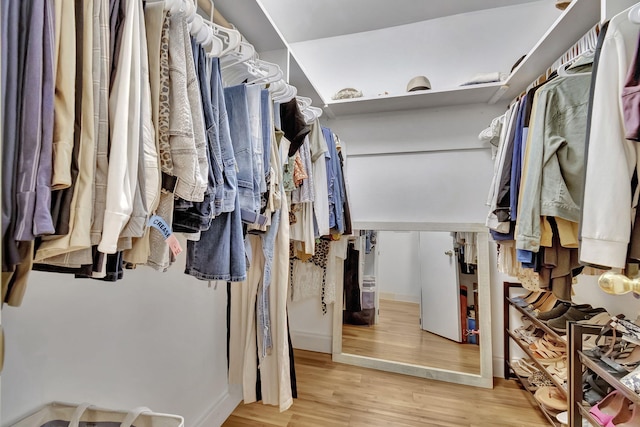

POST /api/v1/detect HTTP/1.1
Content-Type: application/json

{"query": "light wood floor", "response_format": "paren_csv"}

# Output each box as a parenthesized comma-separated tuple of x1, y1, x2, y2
(342, 299, 481, 374)
(223, 350, 549, 427)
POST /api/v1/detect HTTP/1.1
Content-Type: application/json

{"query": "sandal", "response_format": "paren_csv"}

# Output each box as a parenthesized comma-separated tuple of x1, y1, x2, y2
(534, 386, 567, 411)
(612, 345, 640, 371)
(532, 293, 558, 315)
(514, 291, 543, 307)
(530, 370, 554, 388)
(530, 335, 566, 364)
(512, 358, 538, 378)
(583, 371, 613, 405)
(548, 358, 568, 383)
(589, 391, 629, 426)
(529, 292, 554, 311)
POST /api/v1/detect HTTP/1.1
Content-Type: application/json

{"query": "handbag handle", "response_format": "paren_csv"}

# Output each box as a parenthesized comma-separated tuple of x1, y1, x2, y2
(69, 403, 93, 427)
(68, 404, 152, 427)
(120, 407, 152, 427)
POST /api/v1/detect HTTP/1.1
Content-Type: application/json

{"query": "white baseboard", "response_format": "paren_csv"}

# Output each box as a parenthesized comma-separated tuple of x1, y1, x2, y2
(290, 330, 332, 353)
(493, 357, 505, 379)
(379, 292, 420, 304)
(193, 385, 242, 427)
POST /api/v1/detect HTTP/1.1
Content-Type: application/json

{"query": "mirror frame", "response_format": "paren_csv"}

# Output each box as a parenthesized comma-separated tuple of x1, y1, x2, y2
(332, 221, 493, 388)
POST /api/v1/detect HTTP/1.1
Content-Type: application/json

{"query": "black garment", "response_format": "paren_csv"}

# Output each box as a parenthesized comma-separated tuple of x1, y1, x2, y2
(101, 252, 124, 282)
(494, 101, 518, 223)
(280, 99, 311, 157)
(343, 243, 361, 312)
(337, 151, 352, 235)
(287, 316, 298, 399)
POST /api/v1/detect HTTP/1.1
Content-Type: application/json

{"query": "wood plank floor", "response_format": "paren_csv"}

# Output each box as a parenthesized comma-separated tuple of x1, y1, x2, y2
(223, 350, 550, 427)
(342, 299, 481, 374)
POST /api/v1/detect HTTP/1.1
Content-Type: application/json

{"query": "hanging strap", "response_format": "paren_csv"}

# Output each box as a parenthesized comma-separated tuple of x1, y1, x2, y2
(69, 403, 93, 427)
(120, 407, 153, 427)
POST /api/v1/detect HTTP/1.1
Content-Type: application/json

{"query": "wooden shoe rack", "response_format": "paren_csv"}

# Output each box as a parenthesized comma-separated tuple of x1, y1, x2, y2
(568, 322, 640, 427)
(504, 282, 568, 426)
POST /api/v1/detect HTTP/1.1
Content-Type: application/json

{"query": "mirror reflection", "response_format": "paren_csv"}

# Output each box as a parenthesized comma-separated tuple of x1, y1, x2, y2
(341, 230, 481, 375)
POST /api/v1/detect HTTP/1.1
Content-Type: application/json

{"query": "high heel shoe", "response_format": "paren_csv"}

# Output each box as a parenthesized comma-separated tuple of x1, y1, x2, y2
(590, 391, 630, 426)
(606, 402, 638, 427)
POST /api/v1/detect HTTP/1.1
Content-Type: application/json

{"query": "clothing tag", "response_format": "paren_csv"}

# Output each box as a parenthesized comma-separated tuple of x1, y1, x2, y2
(166, 234, 182, 257)
(148, 215, 183, 256)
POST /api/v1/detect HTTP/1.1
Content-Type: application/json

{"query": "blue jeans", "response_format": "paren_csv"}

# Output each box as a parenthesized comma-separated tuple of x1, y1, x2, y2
(246, 84, 265, 200)
(184, 62, 245, 282)
(224, 85, 255, 214)
(257, 208, 280, 358)
(184, 193, 246, 282)
(212, 58, 237, 215)
(323, 127, 345, 233)
(260, 89, 272, 186)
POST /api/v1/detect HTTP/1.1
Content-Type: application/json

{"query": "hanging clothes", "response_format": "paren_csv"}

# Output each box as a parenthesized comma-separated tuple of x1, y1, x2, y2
(581, 10, 640, 269)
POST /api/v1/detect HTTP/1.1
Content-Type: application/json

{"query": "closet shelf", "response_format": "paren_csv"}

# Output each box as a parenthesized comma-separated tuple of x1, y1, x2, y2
(493, 0, 600, 103)
(323, 82, 503, 116)
(322, 0, 600, 117)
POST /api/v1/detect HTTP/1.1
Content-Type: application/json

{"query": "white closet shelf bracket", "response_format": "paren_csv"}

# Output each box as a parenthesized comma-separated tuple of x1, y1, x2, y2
(488, 85, 509, 105)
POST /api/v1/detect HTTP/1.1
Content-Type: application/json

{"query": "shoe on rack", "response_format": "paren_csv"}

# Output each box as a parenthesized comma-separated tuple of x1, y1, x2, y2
(589, 391, 629, 426)
(530, 334, 566, 365)
(511, 358, 538, 378)
(512, 290, 537, 303)
(515, 291, 545, 308)
(533, 293, 558, 314)
(534, 386, 567, 411)
(605, 402, 636, 427)
(537, 301, 571, 321)
(548, 306, 607, 333)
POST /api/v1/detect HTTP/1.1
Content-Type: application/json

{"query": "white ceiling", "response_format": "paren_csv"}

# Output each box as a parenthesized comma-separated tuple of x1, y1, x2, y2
(258, 0, 543, 43)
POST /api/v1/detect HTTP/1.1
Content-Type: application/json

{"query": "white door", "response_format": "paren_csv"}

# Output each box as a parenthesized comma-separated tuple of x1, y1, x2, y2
(419, 232, 461, 342)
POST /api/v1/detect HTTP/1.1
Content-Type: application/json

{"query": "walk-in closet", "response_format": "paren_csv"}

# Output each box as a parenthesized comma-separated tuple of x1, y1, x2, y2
(3, 0, 640, 426)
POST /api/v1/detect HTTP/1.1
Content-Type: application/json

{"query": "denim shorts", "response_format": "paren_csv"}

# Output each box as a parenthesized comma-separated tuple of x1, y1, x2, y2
(184, 189, 246, 282)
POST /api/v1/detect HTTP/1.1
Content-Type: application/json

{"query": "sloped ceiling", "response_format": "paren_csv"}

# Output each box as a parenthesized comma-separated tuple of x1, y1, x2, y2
(258, 0, 543, 43)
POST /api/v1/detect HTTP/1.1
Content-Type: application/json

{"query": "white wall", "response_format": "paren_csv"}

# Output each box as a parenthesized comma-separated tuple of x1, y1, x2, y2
(289, 1, 559, 101)
(2, 241, 240, 427)
(376, 231, 421, 303)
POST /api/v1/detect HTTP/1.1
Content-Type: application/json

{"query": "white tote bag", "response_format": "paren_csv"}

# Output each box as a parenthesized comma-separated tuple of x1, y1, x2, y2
(10, 402, 184, 427)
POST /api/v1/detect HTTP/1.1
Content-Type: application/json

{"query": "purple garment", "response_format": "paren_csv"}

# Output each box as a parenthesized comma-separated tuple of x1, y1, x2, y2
(14, 0, 55, 241)
(35, 0, 56, 236)
(2, 0, 23, 269)
(622, 32, 640, 141)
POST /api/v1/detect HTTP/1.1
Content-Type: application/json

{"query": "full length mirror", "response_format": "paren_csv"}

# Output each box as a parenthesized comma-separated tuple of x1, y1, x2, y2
(332, 222, 493, 388)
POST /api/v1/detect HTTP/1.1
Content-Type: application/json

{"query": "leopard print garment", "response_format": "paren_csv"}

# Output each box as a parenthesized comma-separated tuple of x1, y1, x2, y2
(289, 239, 332, 314)
(311, 239, 331, 314)
(158, 13, 173, 175)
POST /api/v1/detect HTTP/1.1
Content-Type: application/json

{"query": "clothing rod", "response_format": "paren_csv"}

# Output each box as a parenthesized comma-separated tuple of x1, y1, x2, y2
(510, 22, 600, 105)
(196, 0, 233, 29)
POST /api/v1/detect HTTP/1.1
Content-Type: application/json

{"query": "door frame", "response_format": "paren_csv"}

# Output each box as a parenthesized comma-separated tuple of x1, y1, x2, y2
(332, 222, 493, 388)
